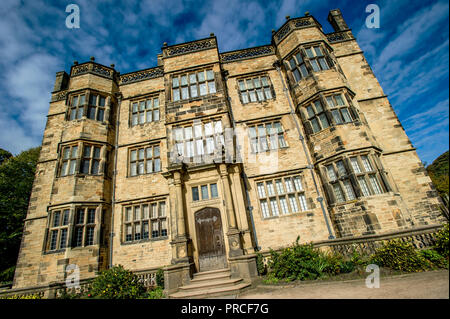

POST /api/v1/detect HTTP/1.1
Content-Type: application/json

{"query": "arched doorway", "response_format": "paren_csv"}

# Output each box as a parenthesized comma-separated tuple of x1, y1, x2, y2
(194, 207, 227, 271)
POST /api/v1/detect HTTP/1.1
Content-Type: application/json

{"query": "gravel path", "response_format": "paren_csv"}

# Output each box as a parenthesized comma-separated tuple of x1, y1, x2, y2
(237, 270, 449, 299)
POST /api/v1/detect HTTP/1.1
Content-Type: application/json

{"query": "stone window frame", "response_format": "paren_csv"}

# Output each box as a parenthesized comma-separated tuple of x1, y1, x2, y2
(191, 183, 219, 202)
(67, 90, 108, 123)
(248, 120, 288, 154)
(128, 143, 161, 177)
(122, 200, 168, 243)
(72, 207, 97, 248)
(299, 89, 360, 135)
(321, 152, 389, 205)
(172, 119, 225, 162)
(171, 69, 216, 102)
(256, 174, 309, 219)
(285, 42, 334, 84)
(58, 141, 107, 177)
(130, 95, 160, 127)
(237, 74, 275, 104)
(46, 209, 71, 251)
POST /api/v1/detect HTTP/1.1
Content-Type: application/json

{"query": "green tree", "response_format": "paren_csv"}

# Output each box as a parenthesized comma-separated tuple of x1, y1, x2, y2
(427, 151, 449, 197)
(0, 148, 12, 166)
(0, 147, 41, 282)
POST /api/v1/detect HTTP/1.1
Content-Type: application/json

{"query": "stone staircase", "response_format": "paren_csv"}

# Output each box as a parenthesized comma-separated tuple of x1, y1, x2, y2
(169, 268, 251, 299)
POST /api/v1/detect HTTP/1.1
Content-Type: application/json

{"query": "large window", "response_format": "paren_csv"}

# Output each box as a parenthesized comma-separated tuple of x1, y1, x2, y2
(238, 75, 273, 104)
(301, 92, 355, 134)
(47, 209, 70, 251)
(323, 154, 386, 204)
(69, 93, 86, 120)
(172, 70, 216, 101)
(325, 93, 353, 125)
(59, 142, 105, 177)
(173, 120, 224, 160)
(129, 144, 161, 176)
(46, 207, 100, 252)
(286, 44, 332, 84)
(73, 207, 96, 247)
(248, 121, 287, 153)
(192, 183, 219, 201)
(287, 52, 309, 82)
(69, 92, 107, 122)
(131, 97, 160, 126)
(305, 46, 330, 72)
(305, 99, 330, 133)
(124, 201, 167, 242)
(81, 145, 101, 175)
(87, 93, 106, 122)
(257, 175, 308, 218)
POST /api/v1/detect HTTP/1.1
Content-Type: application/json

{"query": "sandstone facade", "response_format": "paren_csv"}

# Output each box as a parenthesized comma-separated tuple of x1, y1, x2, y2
(12, 9, 445, 290)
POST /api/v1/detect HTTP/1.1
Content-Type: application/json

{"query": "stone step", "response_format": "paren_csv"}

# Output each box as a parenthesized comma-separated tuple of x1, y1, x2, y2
(169, 281, 251, 299)
(178, 277, 243, 292)
(190, 272, 231, 283)
(193, 268, 230, 278)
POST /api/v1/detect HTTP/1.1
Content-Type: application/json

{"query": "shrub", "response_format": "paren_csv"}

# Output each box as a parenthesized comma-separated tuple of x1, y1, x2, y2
(255, 252, 267, 276)
(370, 240, 429, 272)
(0, 266, 15, 284)
(267, 237, 332, 281)
(144, 286, 165, 299)
(434, 224, 449, 257)
(419, 249, 448, 269)
(86, 265, 147, 299)
(155, 269, 164, 288)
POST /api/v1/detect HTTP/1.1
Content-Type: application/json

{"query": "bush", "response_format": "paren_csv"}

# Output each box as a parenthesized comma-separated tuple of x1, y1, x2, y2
(434, 224, 449, 257)
(155, 269, 164, 288)
(0, 266, 15, 284)
(267, 237, 333, 281)
(144, 286, 165, 299)
(255, 252, 267, 276)
(419, 249, 448, 269)
(370, 240, 429, 272)
(86, 265, 147, 299)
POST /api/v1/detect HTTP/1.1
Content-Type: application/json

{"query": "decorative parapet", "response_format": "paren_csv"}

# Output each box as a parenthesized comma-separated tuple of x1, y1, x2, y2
(119, 66, 164, 85)
(162, 37, 217, 58)
(51, 90, 68, 102)
(326, 30, 354, 43)
(273, 16, 317, 44)
(70, 62, 117, 81)
(220, 45, 275, 63)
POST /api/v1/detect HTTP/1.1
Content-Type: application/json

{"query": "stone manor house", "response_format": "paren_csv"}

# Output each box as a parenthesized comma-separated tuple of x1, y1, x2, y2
(11, 9, 445, 296)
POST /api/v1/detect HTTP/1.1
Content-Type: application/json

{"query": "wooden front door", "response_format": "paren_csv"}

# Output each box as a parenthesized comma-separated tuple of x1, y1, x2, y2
(195, 207, 227, 272)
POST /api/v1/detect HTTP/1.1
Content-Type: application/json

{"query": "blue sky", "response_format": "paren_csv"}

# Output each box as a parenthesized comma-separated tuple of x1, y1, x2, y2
(0, 0, 448, 165)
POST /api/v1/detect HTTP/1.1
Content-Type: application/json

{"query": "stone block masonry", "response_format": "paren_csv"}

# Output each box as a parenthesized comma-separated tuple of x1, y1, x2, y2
(11, 8, 446, 293)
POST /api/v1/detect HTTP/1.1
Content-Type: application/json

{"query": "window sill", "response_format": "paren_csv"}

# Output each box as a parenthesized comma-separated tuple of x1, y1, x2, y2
(251, 146, 289, 155)
(331, 192, 389, 207)
(262, 209, 314, 220)
(241, 98, 275, 106)
(67, 118, 108, 125)
(191, 197, 221, 207)
(128, 171, 162, 178)
(122, 236, 169, 245)
(171, 93, 218, 104)
(57, 173, 105, 179)
(130, 120, 162, 128)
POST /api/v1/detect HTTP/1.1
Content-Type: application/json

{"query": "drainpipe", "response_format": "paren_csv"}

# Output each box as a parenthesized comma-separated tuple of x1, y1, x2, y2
(109, 93, 122, 267)
(274, 62, 335, 239)
(222, 69, 261, 251)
